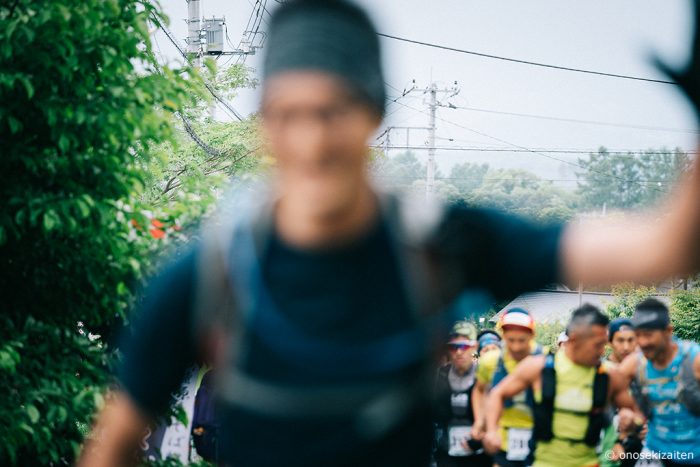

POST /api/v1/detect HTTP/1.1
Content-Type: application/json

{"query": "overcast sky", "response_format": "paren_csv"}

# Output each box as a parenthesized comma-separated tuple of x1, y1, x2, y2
(154, 1, 697, 182)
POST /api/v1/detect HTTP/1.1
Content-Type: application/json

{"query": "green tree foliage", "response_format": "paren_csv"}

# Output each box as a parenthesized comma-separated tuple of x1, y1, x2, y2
(374, 151, 426, 188)
(605, 285, 700, 343)
(577, 147, 690, 210)
(670, 290, 700, 342)
(466, 168, 578, 223)
(447, 162, 489, 194)
(604, 284, 657, 319)
(0, 1, 198, 464)
(182, 60, 257, 122)
(535, 322, 566, 351)
(375, 153, 577, 223)
(138, 114, 265, 257)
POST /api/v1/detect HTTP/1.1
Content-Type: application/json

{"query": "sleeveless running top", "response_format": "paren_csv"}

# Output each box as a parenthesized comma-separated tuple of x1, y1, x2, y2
(643, 339, 700, 463)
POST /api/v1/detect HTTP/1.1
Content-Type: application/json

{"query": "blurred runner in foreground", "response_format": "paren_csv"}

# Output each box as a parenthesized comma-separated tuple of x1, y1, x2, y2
(79, 0, 700, 465)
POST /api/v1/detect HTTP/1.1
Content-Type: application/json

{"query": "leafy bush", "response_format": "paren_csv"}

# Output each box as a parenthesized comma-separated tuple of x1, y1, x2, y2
(0, 1, 196, 464)
(604, 285, 699, 343)
(670, 290, 700, 342)
(604, 283, 657, 319)
(535, 322, 565, 351)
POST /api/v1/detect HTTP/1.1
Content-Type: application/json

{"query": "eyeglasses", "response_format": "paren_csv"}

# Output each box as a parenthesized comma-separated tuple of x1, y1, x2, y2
(447, 342, 475, 352)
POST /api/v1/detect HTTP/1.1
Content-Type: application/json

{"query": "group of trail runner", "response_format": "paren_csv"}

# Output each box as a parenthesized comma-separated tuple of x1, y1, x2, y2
(434, 301, 700, 467)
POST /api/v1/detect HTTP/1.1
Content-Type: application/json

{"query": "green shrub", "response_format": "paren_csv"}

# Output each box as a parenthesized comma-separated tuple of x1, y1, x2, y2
(0, 1, 195, 463)
(670, 289, 700, 342)
(535, 322, 565, 351)
(604, 283, 657, 319)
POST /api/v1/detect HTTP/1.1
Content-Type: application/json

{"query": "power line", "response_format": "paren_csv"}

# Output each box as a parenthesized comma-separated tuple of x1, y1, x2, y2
(150, 20, 244, 159)
(178, 113, 225, 158)
(386, 99, 670, 194)
(236, 0, 268, 65)
(443, 104, 700, 135)
(377, 33, 676, 85)
(372, 145, 698, 155)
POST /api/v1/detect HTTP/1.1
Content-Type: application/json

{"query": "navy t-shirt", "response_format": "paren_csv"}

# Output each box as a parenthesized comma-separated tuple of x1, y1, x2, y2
(119, 204, 562, 466)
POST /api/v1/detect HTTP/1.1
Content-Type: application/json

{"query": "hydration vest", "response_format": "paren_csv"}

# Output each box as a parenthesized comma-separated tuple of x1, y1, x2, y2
(491, 344, 543, 409)
(631, 340, 700, 419)
(192, 185, 494, 440)
(633, 340, 700, 460)
(434, 364, 483, 456)
(533, 352, 610, 447)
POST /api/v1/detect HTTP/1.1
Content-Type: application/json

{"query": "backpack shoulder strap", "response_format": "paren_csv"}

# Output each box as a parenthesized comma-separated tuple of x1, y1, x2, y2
(636, 351, 649, 387)
(629, 352, 653, 419)
(491, 351, 508, 385)
(193, 184, 273, 364)
(584, 363, 609, 446)
(375, 188, 447, 319)
(677, 340, 700, 416)
(534, 352, 556, 442)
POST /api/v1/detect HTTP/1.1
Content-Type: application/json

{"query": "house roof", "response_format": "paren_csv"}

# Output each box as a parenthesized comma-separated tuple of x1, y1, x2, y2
(491, 289, 671, 324)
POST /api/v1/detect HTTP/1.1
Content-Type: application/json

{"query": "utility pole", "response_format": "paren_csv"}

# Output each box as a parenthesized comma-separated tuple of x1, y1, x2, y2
(186, 0, 202, 67)
(388, 81, 459, 198)
(184, 1, 262, 121)
(377, 80, 459, 197)
(426, 84, 437, 197)
(423, 81, 459, 197)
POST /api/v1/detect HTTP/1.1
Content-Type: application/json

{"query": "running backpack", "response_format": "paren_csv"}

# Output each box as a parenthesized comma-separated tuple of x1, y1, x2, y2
(533, 352, 609, 447)
(191, 185, 494, 440)
(632, 340, 700, 418)
(491, 344, 543, 408)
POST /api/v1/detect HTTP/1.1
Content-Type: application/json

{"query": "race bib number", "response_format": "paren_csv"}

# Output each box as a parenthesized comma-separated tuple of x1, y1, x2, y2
(636, 448, 663, 467)
(448, 425, 472, 457)
(506, 428, 532, 461)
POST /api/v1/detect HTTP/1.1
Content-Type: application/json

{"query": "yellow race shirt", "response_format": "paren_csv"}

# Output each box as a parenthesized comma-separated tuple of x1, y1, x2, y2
(532, 351, 601, 467)
(477, 342, 538, 451)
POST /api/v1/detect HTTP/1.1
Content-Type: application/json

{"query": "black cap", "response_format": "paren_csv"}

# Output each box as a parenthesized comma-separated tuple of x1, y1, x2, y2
(631, 298, 670, 330)
(264, 0, 386, 116)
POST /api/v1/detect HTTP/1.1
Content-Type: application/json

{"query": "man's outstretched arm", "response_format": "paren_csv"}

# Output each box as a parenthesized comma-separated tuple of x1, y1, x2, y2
(562, 1, 700, 287)
(78, 250, 199, 466)
(561, 166, 700, 287)
(77, 392, 149, 467)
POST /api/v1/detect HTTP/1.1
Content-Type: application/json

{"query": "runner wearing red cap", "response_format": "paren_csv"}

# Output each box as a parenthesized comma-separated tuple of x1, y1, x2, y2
(471, 308, 541, 467)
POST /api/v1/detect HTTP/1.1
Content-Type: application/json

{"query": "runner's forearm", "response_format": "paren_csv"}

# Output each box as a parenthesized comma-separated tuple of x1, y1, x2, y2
(562, 154, 700, 287)
(77, 392, 149, 467)
(485, 387, 505, 432)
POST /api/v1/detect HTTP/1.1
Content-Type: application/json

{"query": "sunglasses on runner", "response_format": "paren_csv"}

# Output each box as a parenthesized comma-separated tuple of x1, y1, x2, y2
(447, 342, 475, 352)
